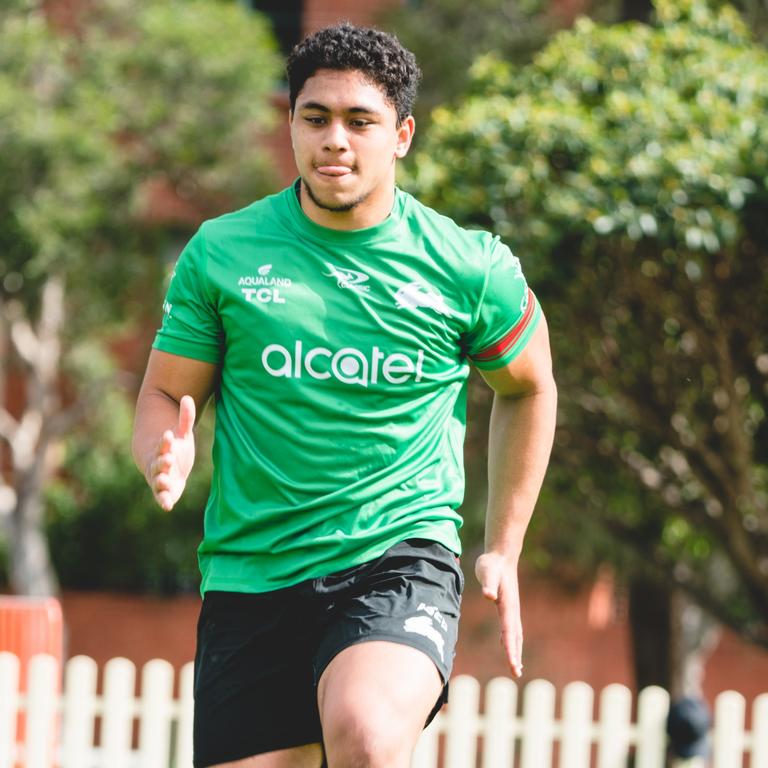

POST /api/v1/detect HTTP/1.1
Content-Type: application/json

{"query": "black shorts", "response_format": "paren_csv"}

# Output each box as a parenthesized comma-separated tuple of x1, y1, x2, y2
(193, 538, 463, 767)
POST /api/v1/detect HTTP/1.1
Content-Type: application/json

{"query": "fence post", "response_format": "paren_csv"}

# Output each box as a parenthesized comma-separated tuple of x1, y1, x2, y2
(61, 655, 98, 768)
(0, 653, 20, 768)
(519, 679, 556, 768)
(101, 657, 136, 768)
(712, 691, 745, 768)
(752, 693, 768, 768)
(443, 675, 480, 768)
(175, 661, 195, 768)
(25, 654, 59, 768)
(482, 677, 516, 768)
(635, 686, 669, 768)
(560, 681, 593, 768)
(138, 659, 174, 768)
(596, 684, 632, 768)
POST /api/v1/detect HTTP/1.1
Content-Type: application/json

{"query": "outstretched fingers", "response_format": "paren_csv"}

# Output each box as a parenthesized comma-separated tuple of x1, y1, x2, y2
(147, 430, 173, 485)
(151, 400, 195, 512)
(497, 581, 524, 678)
(152, 430, 178, 511)
(475, 553, 524, 678)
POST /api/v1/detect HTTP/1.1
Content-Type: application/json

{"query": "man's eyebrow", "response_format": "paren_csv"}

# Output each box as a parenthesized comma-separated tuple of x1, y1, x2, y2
(297, 101, 382, 116)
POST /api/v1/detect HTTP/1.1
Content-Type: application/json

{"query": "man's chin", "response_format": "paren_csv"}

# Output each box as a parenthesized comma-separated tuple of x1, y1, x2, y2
(303, 179, 367, 214)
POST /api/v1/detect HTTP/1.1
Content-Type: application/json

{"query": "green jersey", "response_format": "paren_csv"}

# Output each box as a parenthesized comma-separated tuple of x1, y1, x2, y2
(153, 183, 541, 593)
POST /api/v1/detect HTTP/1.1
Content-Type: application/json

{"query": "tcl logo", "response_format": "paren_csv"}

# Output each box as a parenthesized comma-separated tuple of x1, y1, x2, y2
(241, 288, 285, 304)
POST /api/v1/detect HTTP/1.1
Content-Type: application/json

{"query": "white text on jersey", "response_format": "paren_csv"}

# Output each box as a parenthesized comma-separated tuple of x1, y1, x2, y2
(239, 272, 292, 305)
(261, 341, 425, 387)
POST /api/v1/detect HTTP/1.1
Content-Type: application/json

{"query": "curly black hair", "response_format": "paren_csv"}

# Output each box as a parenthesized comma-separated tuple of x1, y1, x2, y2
(286, 23, 422, 125)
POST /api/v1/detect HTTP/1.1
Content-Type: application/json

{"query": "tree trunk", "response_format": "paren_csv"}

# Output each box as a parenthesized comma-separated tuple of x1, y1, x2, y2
(10, 462, 58, 596)
(629, 574, 721, 701)
(0, 276, 65, 596)
(628, 574, 673, 691)
(620, 0, 653, 22)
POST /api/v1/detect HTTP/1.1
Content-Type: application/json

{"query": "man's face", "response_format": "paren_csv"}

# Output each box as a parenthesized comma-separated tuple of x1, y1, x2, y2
(290, 68, 414, 227)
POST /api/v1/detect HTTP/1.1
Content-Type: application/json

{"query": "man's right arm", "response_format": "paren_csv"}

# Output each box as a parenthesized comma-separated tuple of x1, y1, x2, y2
(132, 349, 219, 511)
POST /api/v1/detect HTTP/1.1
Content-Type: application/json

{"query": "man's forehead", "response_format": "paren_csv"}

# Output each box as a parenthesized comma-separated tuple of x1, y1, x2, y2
(296, 68, 395, 113)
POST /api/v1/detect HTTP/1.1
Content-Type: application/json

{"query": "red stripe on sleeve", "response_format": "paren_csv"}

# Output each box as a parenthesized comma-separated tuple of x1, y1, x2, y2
(471, 288, 536, 363)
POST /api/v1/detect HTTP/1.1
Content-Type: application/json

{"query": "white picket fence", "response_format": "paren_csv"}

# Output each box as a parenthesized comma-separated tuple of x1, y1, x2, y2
(1, 653, 767, 768)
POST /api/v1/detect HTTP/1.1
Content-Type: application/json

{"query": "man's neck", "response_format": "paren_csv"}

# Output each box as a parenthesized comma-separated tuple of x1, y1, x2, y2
(297, 181, 396, 231)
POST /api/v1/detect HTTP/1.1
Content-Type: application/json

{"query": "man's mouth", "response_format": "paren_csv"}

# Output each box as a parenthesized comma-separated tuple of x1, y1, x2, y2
(315, 165, 353, 176)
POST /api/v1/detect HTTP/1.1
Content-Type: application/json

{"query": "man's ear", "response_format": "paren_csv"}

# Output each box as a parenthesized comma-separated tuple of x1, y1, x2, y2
(395, 115, 416, 159)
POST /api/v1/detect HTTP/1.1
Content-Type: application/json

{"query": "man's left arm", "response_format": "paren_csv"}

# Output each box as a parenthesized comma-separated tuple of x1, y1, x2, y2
(474, 313, 558, 678)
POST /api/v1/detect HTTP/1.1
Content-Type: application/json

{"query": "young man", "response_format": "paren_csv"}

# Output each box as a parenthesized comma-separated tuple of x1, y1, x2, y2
(133, 23, 556, 768)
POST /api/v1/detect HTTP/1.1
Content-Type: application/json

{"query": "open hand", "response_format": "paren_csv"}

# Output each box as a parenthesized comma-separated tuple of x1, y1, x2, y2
(475, 552, 524, 678)
(147, 395, 196, 511)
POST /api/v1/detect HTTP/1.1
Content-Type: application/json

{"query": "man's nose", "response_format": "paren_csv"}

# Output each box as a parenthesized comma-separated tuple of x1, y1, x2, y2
(323, 120, 350, 151)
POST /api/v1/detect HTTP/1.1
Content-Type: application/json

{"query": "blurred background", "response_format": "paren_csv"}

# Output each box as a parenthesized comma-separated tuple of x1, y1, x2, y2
(1, 0, 767, 713)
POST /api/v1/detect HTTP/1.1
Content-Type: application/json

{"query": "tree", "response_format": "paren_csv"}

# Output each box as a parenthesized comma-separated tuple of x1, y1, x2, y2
(406, 0, 768, 687)
(0, 0, 280, 595)
(616, 0, 768, 31)
(380, 0, 768, 135)
(378, 0, 564, 128)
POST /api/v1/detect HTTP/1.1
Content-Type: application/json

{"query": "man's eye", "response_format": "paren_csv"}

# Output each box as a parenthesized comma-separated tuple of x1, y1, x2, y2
(305, 116, 325, 125)
(350, 120, 370, 128)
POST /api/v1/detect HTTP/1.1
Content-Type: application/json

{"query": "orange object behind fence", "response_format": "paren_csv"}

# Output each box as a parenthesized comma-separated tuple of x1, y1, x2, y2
(0, 596, 63, 767)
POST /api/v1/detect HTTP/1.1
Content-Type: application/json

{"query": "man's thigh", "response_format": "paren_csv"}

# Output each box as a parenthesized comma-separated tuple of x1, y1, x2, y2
(317, 641, 442, 767)
(193, 590, 323, 768)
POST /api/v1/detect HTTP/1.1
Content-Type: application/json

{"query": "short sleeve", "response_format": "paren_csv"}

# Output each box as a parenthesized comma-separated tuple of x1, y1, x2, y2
(464, 240, 542, 370)
(152, 227, 224, 364)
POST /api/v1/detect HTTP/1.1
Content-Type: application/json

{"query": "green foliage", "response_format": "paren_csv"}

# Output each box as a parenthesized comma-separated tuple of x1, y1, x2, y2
(1, 0, 280, 335)
(379, 0, 561, 127)
(411, 6, 766, 254)
(0, 5, 87, 307)
(78, 0, 279, 208)
(409, 0, 768, 640)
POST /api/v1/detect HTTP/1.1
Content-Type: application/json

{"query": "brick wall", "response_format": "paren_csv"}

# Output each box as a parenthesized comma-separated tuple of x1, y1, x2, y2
(58, 571, 768, 709)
